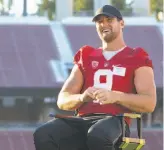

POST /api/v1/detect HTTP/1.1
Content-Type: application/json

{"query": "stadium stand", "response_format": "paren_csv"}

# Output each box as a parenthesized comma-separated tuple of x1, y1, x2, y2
(0, 21, 63, 97)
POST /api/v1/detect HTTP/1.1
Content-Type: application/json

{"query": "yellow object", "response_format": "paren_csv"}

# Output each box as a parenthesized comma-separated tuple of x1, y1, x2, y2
(123, 113, 141, 118)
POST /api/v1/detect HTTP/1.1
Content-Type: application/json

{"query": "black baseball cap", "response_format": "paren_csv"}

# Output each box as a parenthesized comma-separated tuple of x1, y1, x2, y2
(92, 5, 123, 22)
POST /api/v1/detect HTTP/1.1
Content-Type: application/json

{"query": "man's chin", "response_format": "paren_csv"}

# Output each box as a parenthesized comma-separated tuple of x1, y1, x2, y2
(103, 37, 113, 43)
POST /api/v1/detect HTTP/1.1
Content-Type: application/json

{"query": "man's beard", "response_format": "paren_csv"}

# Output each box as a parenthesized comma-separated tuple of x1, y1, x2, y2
(102, 32, 118, 43)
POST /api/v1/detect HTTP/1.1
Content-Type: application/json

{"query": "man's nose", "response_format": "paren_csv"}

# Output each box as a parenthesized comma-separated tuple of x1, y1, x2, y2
(100, 20, 109, 27)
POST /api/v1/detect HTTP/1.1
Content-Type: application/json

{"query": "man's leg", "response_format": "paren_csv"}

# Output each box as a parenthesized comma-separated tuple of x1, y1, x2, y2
(87, 116, 130, 150)
(33, 118, 88, 150)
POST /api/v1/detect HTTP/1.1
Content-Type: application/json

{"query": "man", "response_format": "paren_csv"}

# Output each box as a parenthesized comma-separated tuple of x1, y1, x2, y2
(33, 5, 156, 150)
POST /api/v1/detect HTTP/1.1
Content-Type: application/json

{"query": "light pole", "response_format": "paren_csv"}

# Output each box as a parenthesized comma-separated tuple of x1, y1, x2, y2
(22, 0, 27, 16)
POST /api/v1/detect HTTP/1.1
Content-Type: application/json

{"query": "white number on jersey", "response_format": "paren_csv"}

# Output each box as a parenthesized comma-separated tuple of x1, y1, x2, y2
(93, 69, 113, 90)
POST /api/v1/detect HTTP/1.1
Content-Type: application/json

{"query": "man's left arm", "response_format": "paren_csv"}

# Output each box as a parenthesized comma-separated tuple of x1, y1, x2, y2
(114, 66, 156, 113)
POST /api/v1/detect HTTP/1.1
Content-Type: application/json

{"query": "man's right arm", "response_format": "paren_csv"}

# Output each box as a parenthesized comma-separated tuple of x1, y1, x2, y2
(57, 65, 84, 111)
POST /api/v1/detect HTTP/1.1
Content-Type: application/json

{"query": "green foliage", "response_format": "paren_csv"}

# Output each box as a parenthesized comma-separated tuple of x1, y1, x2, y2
(37, 0, 56, 20)
(37, 0, 94, 20)
(111, 0, 126, 10)
(111, 0, 134, 16)
(150, 0, 163, 13)
(8, 0, 12, 10)
(74, 0, 84, 11)
(73, 0, 93, 11)
(150, 0, 163, 21)
(0, 0, 3, 4)
(0, 0, 4, 14)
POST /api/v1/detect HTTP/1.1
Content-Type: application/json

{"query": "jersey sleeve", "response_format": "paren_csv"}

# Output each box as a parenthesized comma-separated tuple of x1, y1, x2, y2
(133, 47, 153, 69)
(73, 45, 94, 73)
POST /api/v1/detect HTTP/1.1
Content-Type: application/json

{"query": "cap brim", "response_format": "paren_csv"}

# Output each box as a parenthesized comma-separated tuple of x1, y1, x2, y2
(92, 13, 115, 22)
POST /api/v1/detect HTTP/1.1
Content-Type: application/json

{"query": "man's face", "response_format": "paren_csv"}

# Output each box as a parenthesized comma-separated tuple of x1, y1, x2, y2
(95, 15, 124, 43)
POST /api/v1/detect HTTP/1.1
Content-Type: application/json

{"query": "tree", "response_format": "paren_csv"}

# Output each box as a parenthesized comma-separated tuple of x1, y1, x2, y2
(74, 0, 85, 12)
(8, 0, 12, 10)
(0, 0, 13, 15)
(150, 0, 163, 13)
(0, 0, 3, 5)
(37, 0, 56, 20)
(111, 0, 126, 10)
(73, 0, 93, 16)
(73, 0, 93, 12)
(150, 0, 163, 21)
(0, 0, 5, 15)
(37, 0, 93, 20)
(111, 0, 134, 16)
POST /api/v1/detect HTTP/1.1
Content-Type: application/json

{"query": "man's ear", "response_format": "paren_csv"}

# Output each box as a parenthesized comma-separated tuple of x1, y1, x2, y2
(120, 20, 125, 29)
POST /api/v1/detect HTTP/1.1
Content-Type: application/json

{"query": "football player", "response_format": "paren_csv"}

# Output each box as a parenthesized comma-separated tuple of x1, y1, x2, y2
(34, 5, 156, 150)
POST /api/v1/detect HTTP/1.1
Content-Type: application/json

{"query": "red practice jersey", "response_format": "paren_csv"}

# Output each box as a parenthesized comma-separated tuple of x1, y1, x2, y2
(74, 45, 153, 124)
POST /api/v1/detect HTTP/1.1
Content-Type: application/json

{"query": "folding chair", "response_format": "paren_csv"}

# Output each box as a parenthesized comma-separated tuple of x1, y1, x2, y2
(119, 113, 145, 150)
(49, 112, 146, 150)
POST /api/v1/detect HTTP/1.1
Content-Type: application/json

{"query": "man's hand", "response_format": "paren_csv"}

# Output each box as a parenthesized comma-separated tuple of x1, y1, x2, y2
(80, 87, 97, 102)
(93, 88, 119, 105)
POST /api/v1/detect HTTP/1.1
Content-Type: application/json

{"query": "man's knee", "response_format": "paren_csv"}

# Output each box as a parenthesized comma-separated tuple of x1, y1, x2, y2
(87, 117, 122, 150)
(33, 124, 49, 142)
(33, 118, 86, 150)
(87, 127, 116, 149)
(33, 118, 70, 143)
(34, 119, 54, 143)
